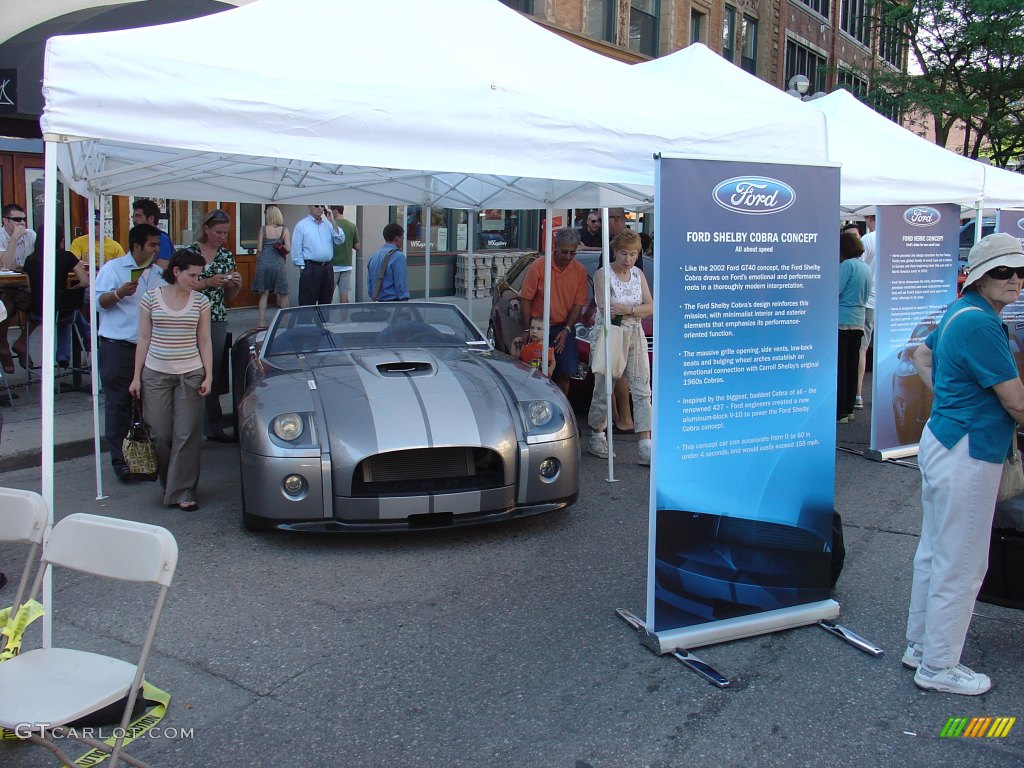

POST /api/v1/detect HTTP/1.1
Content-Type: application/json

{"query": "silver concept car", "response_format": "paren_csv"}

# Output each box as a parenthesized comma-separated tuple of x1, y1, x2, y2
(232, 303, 580, 531)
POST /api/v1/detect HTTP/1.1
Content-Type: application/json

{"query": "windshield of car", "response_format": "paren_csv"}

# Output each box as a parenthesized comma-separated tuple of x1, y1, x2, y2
(263, 303, 485, 357)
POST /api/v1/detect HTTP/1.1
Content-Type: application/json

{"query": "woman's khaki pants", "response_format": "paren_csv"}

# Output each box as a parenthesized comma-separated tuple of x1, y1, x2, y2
(142, 366, 205, 505)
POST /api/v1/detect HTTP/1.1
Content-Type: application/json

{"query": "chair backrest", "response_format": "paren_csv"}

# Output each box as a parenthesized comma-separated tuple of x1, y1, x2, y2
(43, 513, 177, 587)
(0, 488, 48, 545)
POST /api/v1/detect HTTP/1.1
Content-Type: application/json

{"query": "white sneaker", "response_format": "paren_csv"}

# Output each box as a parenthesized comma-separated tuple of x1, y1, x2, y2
(854, 395, 864, 410)
(588, 433, 609, 458)
(901, 642, 923, 670)
(914, 663, 991, 695)
(638, 443, 651, 466)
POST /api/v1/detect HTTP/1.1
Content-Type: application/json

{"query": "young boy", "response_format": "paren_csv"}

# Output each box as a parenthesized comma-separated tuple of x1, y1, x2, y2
(511, 316, 556, 376)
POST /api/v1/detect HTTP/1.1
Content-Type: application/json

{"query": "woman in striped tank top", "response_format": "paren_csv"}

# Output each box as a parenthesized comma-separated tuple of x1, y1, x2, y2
(129, 250, 212, 511)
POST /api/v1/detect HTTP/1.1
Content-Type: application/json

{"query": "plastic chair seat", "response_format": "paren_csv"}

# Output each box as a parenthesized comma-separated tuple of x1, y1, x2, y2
(0, 647, 137, 729)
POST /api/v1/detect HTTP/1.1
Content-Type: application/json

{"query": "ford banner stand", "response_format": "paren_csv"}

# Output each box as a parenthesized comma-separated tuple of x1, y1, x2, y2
(618, 155, 883, 686)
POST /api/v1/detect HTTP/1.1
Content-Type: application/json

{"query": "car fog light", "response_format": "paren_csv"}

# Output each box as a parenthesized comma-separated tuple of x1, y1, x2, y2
(538, 458, 559, 479)
(273, 413, 304, 441)
(528, 400, 554, 427)
(283, 474, 306, 496)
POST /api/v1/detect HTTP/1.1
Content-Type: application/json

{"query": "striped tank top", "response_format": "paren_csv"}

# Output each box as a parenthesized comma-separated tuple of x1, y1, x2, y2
(141, 287, 210, 375)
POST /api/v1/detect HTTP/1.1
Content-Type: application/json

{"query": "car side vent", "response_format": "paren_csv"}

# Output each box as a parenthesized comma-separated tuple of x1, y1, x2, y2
(376, 361, 434, 376)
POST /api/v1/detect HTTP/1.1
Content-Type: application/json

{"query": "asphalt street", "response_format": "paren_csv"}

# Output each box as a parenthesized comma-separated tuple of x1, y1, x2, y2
(1, 410, 1023, 767)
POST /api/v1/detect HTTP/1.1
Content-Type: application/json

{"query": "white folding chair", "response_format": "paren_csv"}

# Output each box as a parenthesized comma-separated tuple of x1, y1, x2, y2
(0, 487, 48, 654)
(0, 513, 178, 768)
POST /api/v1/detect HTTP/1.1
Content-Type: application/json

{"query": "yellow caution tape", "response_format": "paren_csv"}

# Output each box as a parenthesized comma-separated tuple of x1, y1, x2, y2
(0, 600, 45, 661)
(0, 679, 170, 768)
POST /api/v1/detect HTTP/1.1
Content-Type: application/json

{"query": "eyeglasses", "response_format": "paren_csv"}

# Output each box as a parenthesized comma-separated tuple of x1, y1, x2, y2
(987, 265, 1024, 280)
(4, 215, 26, 223)
(555, 248, 578, 257)
(203, 210, 230, 225)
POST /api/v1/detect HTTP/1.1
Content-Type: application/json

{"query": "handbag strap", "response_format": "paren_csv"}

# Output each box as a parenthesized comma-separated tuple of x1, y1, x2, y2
(372, 248, 397, 301)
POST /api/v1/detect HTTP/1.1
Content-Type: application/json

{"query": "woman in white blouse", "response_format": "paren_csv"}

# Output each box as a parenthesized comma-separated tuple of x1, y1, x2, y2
(587, 229, 654, 465)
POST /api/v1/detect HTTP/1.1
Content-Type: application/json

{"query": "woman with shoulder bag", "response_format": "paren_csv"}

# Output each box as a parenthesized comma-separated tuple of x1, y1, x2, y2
(129, 250, 212, 511)
(253, 205, 291, 327)
(905, 233, 1024, 695)
(587, 229, 653, 465)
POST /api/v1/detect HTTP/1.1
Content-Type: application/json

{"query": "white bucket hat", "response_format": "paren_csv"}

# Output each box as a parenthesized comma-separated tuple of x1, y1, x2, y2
(963, 232, 1024, 289)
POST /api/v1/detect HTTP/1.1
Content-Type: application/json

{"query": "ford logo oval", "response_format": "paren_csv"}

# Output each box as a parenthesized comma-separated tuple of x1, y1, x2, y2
(903, 206, 941, 227)
(712, 176, 796, 216)
(1017, 217, 1024, 232)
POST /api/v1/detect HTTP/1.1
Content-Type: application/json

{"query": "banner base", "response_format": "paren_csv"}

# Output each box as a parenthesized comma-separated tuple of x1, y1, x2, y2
(818, 619, 885, 656)
(616, 608, 730, 687)
(864, 445, 919, 462)
(647, 599, 840, 653)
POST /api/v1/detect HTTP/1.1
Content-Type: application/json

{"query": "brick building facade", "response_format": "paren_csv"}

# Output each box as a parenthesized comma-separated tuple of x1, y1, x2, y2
(504, 0, 904, 106)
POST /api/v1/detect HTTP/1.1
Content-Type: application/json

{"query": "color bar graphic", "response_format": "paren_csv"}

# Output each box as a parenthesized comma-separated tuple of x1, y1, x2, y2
(940, 717, 1016, 738)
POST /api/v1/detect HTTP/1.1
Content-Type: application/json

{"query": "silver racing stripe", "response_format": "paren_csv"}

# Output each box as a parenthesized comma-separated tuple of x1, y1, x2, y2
(399, 352, 482, 447)
(350, 359, 429, 452)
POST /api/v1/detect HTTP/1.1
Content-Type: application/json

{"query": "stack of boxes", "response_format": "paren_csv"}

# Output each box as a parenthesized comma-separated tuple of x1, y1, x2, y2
(454, 251, 534, 298)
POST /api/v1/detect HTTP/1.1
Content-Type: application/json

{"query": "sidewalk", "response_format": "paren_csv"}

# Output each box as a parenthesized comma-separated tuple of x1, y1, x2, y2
(0, 297, 493, 472)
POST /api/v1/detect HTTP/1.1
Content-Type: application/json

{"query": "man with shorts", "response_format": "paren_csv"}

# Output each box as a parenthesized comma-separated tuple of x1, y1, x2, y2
(515, 227, 588, 394)
(330, 206, 360, 303)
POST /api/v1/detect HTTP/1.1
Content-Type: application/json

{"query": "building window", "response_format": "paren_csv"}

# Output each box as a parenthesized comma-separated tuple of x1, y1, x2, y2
(836, 70, 868, 100)
(740, 15, 758, 74)
(878, 24, 904, 68)
(722, 6, 736, 62)
(785, 39, 827, 95)
(797, 0, 829, 19)
(237, 202, 262, 254)
(871, 88, 902, 123)
(840, 0, 870, 46)
(691, 9, 704, 44)
(588, 0, 616, 43)
(629, 0, 658, 57)
(499, 0, 533, 12)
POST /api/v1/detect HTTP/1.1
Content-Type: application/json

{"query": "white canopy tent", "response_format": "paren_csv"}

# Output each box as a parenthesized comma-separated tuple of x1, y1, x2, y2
(34, 0, 834, 640)
(637, 44, 1024, 212)
(41, 0, 828, 208)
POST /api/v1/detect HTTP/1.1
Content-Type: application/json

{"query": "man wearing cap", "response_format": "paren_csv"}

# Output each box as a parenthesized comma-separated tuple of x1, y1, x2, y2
(906, 232, 1024, 695)
(69, 211, 125, 266)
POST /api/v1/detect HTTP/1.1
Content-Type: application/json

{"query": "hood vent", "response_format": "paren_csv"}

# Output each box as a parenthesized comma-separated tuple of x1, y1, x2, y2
(376, 360, 434, 377)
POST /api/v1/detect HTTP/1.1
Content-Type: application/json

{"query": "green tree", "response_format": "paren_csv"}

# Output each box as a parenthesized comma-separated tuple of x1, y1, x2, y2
(871, 0, 1024, 167)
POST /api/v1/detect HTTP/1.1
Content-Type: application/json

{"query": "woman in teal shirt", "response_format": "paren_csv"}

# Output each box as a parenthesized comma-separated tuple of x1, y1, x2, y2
(907, 233, 1024, 695)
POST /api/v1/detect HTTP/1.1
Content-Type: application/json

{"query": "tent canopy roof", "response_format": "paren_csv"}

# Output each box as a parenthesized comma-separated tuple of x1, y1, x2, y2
(638, 44, 1024, 211)
(41, 0, 828, 208)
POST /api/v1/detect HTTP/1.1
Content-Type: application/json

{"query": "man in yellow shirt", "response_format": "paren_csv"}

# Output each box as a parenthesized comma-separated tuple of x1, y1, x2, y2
(69, 211, 125, 265)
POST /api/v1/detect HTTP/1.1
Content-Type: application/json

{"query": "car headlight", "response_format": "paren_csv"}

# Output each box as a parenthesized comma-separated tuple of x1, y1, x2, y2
(518, 400, 567, 442)
(272, 413, 305, 441)
(527, 400, 554, 427)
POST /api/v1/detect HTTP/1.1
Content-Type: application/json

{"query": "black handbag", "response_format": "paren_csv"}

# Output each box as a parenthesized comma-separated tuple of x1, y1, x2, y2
(122, 397, 158, 480)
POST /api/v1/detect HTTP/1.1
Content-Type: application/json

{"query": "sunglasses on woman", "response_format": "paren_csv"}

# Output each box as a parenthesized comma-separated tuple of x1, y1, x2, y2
(987, 265, 1024, 280)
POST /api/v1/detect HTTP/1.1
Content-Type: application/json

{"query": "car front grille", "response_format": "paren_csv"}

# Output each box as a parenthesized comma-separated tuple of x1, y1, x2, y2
(353, 447, 504, 496)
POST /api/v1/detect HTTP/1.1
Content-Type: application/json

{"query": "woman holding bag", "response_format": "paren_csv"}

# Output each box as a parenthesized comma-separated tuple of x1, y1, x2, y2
(587, 229, 653, 465)
(252, 205, 290, 327)
(129, 249, 212, 511)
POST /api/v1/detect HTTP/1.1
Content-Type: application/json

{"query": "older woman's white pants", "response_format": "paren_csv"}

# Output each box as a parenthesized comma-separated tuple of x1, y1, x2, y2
(588, 319, 651, 434)
(906, 426, 999, 669)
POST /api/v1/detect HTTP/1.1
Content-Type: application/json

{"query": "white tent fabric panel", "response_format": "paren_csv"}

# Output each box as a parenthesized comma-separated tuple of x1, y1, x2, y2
(636, 45, 1024, 211)
(41, 0, 829, 206)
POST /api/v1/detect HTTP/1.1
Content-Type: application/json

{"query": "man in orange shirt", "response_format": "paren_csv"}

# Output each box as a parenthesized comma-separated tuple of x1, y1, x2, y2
(515, 227, 588, 393)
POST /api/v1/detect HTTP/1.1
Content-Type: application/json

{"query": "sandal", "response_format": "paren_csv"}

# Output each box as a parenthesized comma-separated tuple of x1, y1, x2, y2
(12, 345, 36, 371)
(176, 494, 200, 511)
(0, 350, 13, 375)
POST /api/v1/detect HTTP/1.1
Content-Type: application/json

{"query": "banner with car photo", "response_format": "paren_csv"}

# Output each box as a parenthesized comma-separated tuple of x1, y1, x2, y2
(868, 204, 959, 459)
(995, 209, 1024, 358)
(649, 156, 840, 644)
